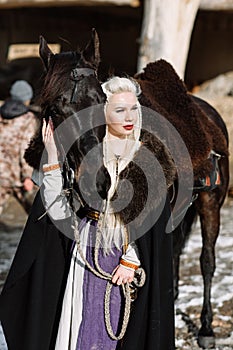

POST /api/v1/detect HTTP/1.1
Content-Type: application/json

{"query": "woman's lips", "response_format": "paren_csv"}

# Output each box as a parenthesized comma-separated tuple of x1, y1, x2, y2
(123, 125, 134, 130)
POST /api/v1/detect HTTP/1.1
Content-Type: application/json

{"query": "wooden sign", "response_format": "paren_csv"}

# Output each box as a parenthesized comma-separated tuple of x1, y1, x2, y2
(7, 43, 61, 61)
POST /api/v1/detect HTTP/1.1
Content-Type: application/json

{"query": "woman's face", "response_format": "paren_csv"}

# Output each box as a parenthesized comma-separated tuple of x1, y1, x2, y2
(105, 91, 139, 138)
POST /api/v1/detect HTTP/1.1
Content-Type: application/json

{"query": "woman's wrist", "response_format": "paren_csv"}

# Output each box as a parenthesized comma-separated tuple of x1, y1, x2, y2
(47, 155, 59, 164)
(120, 258, 139, 271)
(43, 162, 60, 173)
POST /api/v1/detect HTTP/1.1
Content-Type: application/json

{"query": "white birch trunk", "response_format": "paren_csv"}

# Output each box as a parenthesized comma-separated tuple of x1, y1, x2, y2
(137, 0, 201, 79)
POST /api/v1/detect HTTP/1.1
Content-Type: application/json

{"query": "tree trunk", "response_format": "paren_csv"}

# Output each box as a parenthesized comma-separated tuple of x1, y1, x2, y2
(137, 0, 201, 79)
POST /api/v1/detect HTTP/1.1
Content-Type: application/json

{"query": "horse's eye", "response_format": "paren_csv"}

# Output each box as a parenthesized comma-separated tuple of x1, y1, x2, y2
(55, 96, 67, 107)
(50, 105, 58, 115)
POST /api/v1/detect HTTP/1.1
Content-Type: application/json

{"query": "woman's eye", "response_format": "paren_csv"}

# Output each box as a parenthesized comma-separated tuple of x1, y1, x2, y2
(116, 109, 124, 113)
(132, 106, 138, 111)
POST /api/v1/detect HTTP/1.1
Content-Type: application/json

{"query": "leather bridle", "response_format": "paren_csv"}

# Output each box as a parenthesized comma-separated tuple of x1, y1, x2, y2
(70, 67, 96, 103)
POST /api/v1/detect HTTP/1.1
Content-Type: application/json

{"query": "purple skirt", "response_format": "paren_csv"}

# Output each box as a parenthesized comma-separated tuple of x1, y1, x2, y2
(76, 220, 123, 350)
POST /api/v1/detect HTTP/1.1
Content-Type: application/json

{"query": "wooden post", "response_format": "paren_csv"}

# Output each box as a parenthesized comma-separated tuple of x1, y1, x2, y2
(137, 0, 201, 79)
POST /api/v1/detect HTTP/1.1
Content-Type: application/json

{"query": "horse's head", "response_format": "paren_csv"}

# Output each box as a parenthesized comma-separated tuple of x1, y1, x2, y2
(39, 28, 105, 115)
(25, 29, 106, 180)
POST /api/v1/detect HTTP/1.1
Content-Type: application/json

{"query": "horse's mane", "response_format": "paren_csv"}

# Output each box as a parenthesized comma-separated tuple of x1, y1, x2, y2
(40, 51, 82, 107)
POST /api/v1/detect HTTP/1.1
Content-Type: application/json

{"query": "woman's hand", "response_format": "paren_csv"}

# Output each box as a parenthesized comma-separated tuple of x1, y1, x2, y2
(23, 177, 34, 191)
(112, 265, 134, 285)
(42, 117, 58, 164)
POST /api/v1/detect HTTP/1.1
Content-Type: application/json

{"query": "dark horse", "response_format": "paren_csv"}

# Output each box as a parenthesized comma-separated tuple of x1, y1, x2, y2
(25, 30, 229, 349)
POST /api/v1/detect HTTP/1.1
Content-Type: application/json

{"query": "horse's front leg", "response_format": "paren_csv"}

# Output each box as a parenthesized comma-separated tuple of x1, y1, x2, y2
(195, 191, 221, 349)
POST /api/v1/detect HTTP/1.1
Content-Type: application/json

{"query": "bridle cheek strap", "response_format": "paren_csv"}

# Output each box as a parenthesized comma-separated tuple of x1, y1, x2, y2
(71, 67, 96, 103)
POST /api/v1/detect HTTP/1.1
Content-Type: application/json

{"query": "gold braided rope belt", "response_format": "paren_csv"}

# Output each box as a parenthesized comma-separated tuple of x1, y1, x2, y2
(71, 207, 146, 340)
(84, 207, 100, 221)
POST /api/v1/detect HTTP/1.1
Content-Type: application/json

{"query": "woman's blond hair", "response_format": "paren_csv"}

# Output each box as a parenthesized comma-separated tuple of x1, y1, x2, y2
(101, 76, 141, 101)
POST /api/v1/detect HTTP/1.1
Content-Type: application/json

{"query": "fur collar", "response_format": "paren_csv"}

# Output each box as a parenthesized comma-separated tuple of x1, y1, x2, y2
(109, 129, 176, 228)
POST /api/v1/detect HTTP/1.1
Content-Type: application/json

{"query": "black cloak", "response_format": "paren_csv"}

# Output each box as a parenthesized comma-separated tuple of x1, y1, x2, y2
(0, 130, 175, 350)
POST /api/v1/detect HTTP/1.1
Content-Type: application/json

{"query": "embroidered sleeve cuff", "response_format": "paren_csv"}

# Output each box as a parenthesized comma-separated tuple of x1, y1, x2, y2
(120, 259, 140, 271)
(43, 163, 60, 173)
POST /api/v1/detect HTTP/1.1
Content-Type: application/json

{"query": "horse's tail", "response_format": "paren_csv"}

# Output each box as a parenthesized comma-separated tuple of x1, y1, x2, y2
(173, 202, 197, 257)
(191, 95, 229, 148)
(182, 203, 197, 239)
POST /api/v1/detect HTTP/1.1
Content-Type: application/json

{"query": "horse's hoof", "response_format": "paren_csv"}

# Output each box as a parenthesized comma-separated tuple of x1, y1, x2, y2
(197, 335, 215, 349)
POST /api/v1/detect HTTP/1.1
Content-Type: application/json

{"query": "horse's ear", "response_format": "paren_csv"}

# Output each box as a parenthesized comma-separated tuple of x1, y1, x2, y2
(82, 28, 100, 68)
(39, 36, 54, 71)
